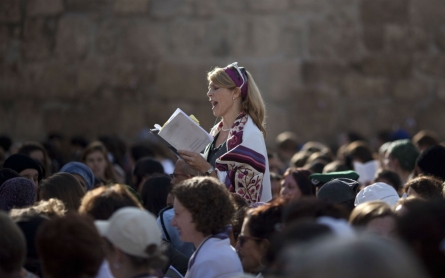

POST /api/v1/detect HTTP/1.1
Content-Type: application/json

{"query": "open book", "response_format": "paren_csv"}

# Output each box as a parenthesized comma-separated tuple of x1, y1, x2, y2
(151, 108, 213, 156)
(353, 160, 379, 185)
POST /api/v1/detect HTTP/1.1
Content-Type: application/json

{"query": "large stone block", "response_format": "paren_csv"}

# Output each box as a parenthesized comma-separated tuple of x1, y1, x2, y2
(308, 11, 362, 60)
(247, 0, 289, 13)
(435, 81, 445, 101)
(354, 55, 412, 79)
(55, 15, 92, 61)
(385, 25, 429, 53)
(362, 24, 385, 52)
(0, 0, 21, 23)
(150, 0, 189, 19)
(342, 74, 389, 97)
(23, 18, 52, 60)
(114, 0, 149, 14)
(360, 0, 409, 25)
(413, 54, 445, 78)
(265, 61, 302, 101)
(416, 102, 445, 137)
(410, 0, 445, 29)
(280, 16, 306, 58)
(119, 101, 146, 139)
(249, 16, 281, 57)
(66, 0, 114, 12)
(302, 61, 349, 88)
(11, 100, 45, 141)
(27, 0, 64, 16)
(156, 61, 210, 100)
(265, 103, 292, 146)
(0, 25, 10, 61)
(393, 79, 430, 100)
(76, 58, 105, 95)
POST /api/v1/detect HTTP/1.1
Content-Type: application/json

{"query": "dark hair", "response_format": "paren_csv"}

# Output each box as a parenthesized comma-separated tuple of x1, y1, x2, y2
(413, 130, 439, 150)
(172, 177, 235, 236)
(140, 174, 172, 217)
(0, 168, 19, 186)
(346, 141, 375, 163)
(132, 157, 164, 189)
(36, 213, 104, 278)
(283, 197, 349, 225)
(0, 135, 12, 152)
(416, 145, 445, 182)
(70, 135, 89, 148)
(79, 184, 142, 220)
(38, 173, 85, 212)
(349, 201, 395, 227)
(404, 176, 444, 201)
(397, 199, 445, 278)
(282, 168, 315, 196)
(374, 170, 403, 193)
(18, 141, 51, 178)
(246, 198, 286, 240)
(81, 141, 117, 182)
(0, 211, 26, 274)
(130, 143, 155, 162)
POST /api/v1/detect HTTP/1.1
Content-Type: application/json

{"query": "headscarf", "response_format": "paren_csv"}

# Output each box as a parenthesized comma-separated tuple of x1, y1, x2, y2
(3, 154, 43, 182)
(59, 162, 95, 191)
(0, 177, 36, 211)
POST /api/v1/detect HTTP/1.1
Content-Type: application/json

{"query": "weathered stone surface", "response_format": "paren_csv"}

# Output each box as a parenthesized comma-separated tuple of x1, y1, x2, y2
(342, 74, 388, 97)
(156, 61, 210, 100)
(410, 0, 445, 29)
(280, 16, 306, 58)
(354, 55, 412, 79)
(302, 61, 348, 88)
(393, 79, 430, 100)
(416, 102, 445, 136)
(23, 18, 52, 60)
(66, 0, 114, 12)
(11, 100, 45, 140)
(413, 54, 445, 78)
(434, 25, 445, 52)
(247, 0, 289, 13)
(150, 0, 188, 18)
(308, 11, 361, 60)
(360, 0, 409, 25)
(435, 81, 445, 101)
(119, 101, 146, 139)
(113, 0, 149, 14)
(265, 61, 302, 101)
(249, 16, 281, 57)
(0, 25, 10, 61)
(0, 0, 21, 23)
(55, 15, 91, 60)
(385, 25, 429, 53)
(27, 0, 64, 16)
(362, 24, 385, 52)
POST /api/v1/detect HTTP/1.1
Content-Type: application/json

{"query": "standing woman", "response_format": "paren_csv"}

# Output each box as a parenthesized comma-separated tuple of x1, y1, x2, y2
(81, 141, 118, 184)
(179, 62, 271, 204)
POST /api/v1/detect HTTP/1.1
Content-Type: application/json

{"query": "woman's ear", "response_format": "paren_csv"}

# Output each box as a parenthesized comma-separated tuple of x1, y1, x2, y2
(232, 87, 242, 100)
(259, 238, 270, 253)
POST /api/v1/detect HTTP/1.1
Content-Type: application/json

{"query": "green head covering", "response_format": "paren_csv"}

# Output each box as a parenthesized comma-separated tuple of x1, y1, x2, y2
(309, 170, 359, 187)
(387, 139, 419, 172)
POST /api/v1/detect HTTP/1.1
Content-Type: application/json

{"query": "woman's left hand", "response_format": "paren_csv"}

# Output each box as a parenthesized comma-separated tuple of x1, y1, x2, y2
(178, 150, 211, 174)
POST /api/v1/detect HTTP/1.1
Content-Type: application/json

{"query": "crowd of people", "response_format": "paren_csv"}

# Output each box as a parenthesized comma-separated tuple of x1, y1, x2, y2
(1, 62, 445, 278)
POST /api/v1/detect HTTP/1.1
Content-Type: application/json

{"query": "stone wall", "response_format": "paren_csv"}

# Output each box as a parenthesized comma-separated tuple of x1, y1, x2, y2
(1, 0, 445, 148)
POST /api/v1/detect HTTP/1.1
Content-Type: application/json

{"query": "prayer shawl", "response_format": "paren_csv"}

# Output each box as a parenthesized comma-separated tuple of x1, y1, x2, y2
(207, 112, 272, 204)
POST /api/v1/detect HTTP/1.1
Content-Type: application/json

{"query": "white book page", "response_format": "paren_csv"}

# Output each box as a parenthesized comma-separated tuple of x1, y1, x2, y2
(158, 109, 212, 153)
(353, 160, 379, 184)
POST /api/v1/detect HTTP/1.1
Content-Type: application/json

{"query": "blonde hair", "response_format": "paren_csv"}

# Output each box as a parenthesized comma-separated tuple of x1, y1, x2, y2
(10, 198, 67, 218)
(207, 67, 266, 137)
(349, 201, 394, 227)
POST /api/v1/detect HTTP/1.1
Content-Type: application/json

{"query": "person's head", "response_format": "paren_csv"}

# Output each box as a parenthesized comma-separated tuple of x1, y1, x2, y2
(59, 161, 95, 191)
(415, 145, 445, 182)
(0, 177, 36, 212)
(270, 172, 282, 199)
(10, 198, 66, 219)
(18, 141, 51, 177)
(354, 182, 400, 207)
(129, 143, 155, 163)
(81, 141, 116, 181)
(385, 139, 419, 174)
(374, 169, 403, 194)
(170, 159, 199, 186)
(0, 168, 19, 186)
(280, 168, 314, 201)
(79, 184, 143, 220)
(323, 160, 350, 173)
(413, 130, 439, 152)
(0, 211, 26, 278)
(139, 174, 172, 217)
(207, 62, 266, 136)
(404, 176, 444, 201)
(36, 213, 104, 278)
(281, 235, 427, 278)
(95, 208, 166, 278)
(237, 199, 285, 274)
(275, 131, 299, 162)
(397, 199, 445, 278)
(317, 178, 360, 214)
(171, 177, 235, 245)
(11, 212, 49, 277)
(290, 151, 311, 168)
(132, 157, 164, 191)
(37, 173, 85, 212)
(349, 201, 397, 238)
(345, 141, 375, 164)
(3, 153, 43, 187)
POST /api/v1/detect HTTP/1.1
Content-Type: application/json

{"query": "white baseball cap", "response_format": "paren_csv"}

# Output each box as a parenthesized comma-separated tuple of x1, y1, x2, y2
(354, 182, 400, 207)
(95, 207, 162, 258)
